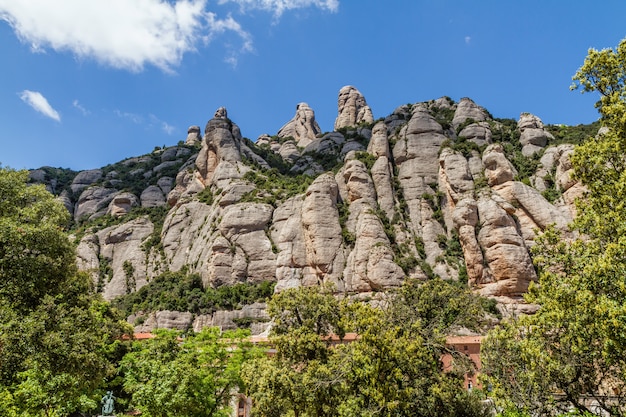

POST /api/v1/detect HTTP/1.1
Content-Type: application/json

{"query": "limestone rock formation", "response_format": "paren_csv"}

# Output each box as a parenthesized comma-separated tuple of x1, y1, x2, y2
(71, 169, 103, 194)
(185, 125, 202, 145)
(76, 216, 154, 300)
(452, 97, 488, 129)
(195, 107, 249, 189)
(301, 173, 345, 287)
(277, 102, 321, 148)
(334, 86, 374, 130)
(74, 187, 118, 221)
(51, 90, 590, 330)
(458, 121, 492, 146)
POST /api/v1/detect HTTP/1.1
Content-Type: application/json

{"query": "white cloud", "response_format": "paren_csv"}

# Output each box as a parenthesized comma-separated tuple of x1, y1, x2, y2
(19, 90, 60, 121)
(149, 114, 176, 135)
(72, 99, 89, 115)
(0, 0, 253, 72)
(219, 0, 339, 17)
(465, 36, 471, 45)
(114, 110, 143, 124)
(161, 122, 176, 135)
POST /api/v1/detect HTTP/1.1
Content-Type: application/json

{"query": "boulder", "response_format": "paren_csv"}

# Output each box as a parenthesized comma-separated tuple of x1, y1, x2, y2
(107, 192, 139, 217)
(278, 140, 301, 163)
(141, 185, 166, 207)
(518, 113, 554, 156)
(482, 144, 517, 186)
(458, 121, 492, 146)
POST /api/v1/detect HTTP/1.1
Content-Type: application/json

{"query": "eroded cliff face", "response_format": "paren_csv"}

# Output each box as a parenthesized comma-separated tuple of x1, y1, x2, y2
(59, 87, 589, 331)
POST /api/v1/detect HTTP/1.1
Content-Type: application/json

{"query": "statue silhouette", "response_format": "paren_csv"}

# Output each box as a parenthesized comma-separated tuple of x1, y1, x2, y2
(101, 391, 115, 416)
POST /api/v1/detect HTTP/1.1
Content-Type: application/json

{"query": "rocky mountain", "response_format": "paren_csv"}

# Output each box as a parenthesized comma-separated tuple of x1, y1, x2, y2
(30, 86, 596, 333)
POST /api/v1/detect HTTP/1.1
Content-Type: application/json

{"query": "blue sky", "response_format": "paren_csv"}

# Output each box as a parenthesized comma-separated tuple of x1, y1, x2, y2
(1, 0, 625, 171)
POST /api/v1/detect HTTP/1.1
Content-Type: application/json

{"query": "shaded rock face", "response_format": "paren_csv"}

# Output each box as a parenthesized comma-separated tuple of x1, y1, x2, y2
(334, 85, 374, 130)
(74, 187, 118, 221)
(67, 90, 588, 327)
(277, 102, 321, 148)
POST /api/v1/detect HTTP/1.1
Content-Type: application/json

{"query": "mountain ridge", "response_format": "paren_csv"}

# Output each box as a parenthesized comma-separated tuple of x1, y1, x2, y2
(29, 86, 596, 333)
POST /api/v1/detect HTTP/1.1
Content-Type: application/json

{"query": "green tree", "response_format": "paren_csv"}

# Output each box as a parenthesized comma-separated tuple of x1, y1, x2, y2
(241, 285, 346, 417)
(335, 280, 490, 417)
(0, 168, 130, 416)
(242, 282, 491, 417)
(121, 327, 259, 417)
(0, 168, 75, 311)
(482, 38, 626, 416)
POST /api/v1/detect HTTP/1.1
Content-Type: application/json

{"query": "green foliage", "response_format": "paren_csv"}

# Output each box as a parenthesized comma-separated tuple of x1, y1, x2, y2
(354, 151, 377, 171)
(197, 186, 214, 205)
(99, 146, 191, 197)
(483, 38, 626, 417)
(111, 271, 275, 317)
(242, 282, 492, 417)
(430, 104, 456, 130)
(241, 169, 313, 207)
(441, 136, 484, 158)
(243, 138, 292, 174)
(337, 200, 355, 246)
(0, 168, 131, 415)
(27, 166, 78, 196)
(0, 168, 76, 311)
(545, 121, 601, 145)
(490, 118, 520, 144)
(423, 190, 444, 225)
(474, 174, 488, 189)
(455, 117, 477, 135)
(303, 150, 344, 172)
(123, 260, 136, 294)
(395, 254, 418, 274)
(122, 327, 260, 417)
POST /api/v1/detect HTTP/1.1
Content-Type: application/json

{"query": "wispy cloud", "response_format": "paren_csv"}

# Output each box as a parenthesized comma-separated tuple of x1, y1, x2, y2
(150, 114, 176, 135)
(72, 99, 90, 115)
(114, 109, 143, 124)
(0, 0, 338, 72)
(218, 0, 339, 17)
(465, 36, 471, 45)
(115, 111, 175, 134)
(19, 90, 60, 121)
(161, 122, 176, 135)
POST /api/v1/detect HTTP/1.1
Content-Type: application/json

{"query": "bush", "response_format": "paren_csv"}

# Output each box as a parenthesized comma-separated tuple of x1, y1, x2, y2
(111, 271, 276, 317)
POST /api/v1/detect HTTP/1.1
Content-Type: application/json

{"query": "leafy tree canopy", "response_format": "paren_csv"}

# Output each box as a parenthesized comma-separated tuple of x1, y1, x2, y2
(242, 281, 492, 417)
(0, 168, 130, 417)
(482, 38, 626, 417)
